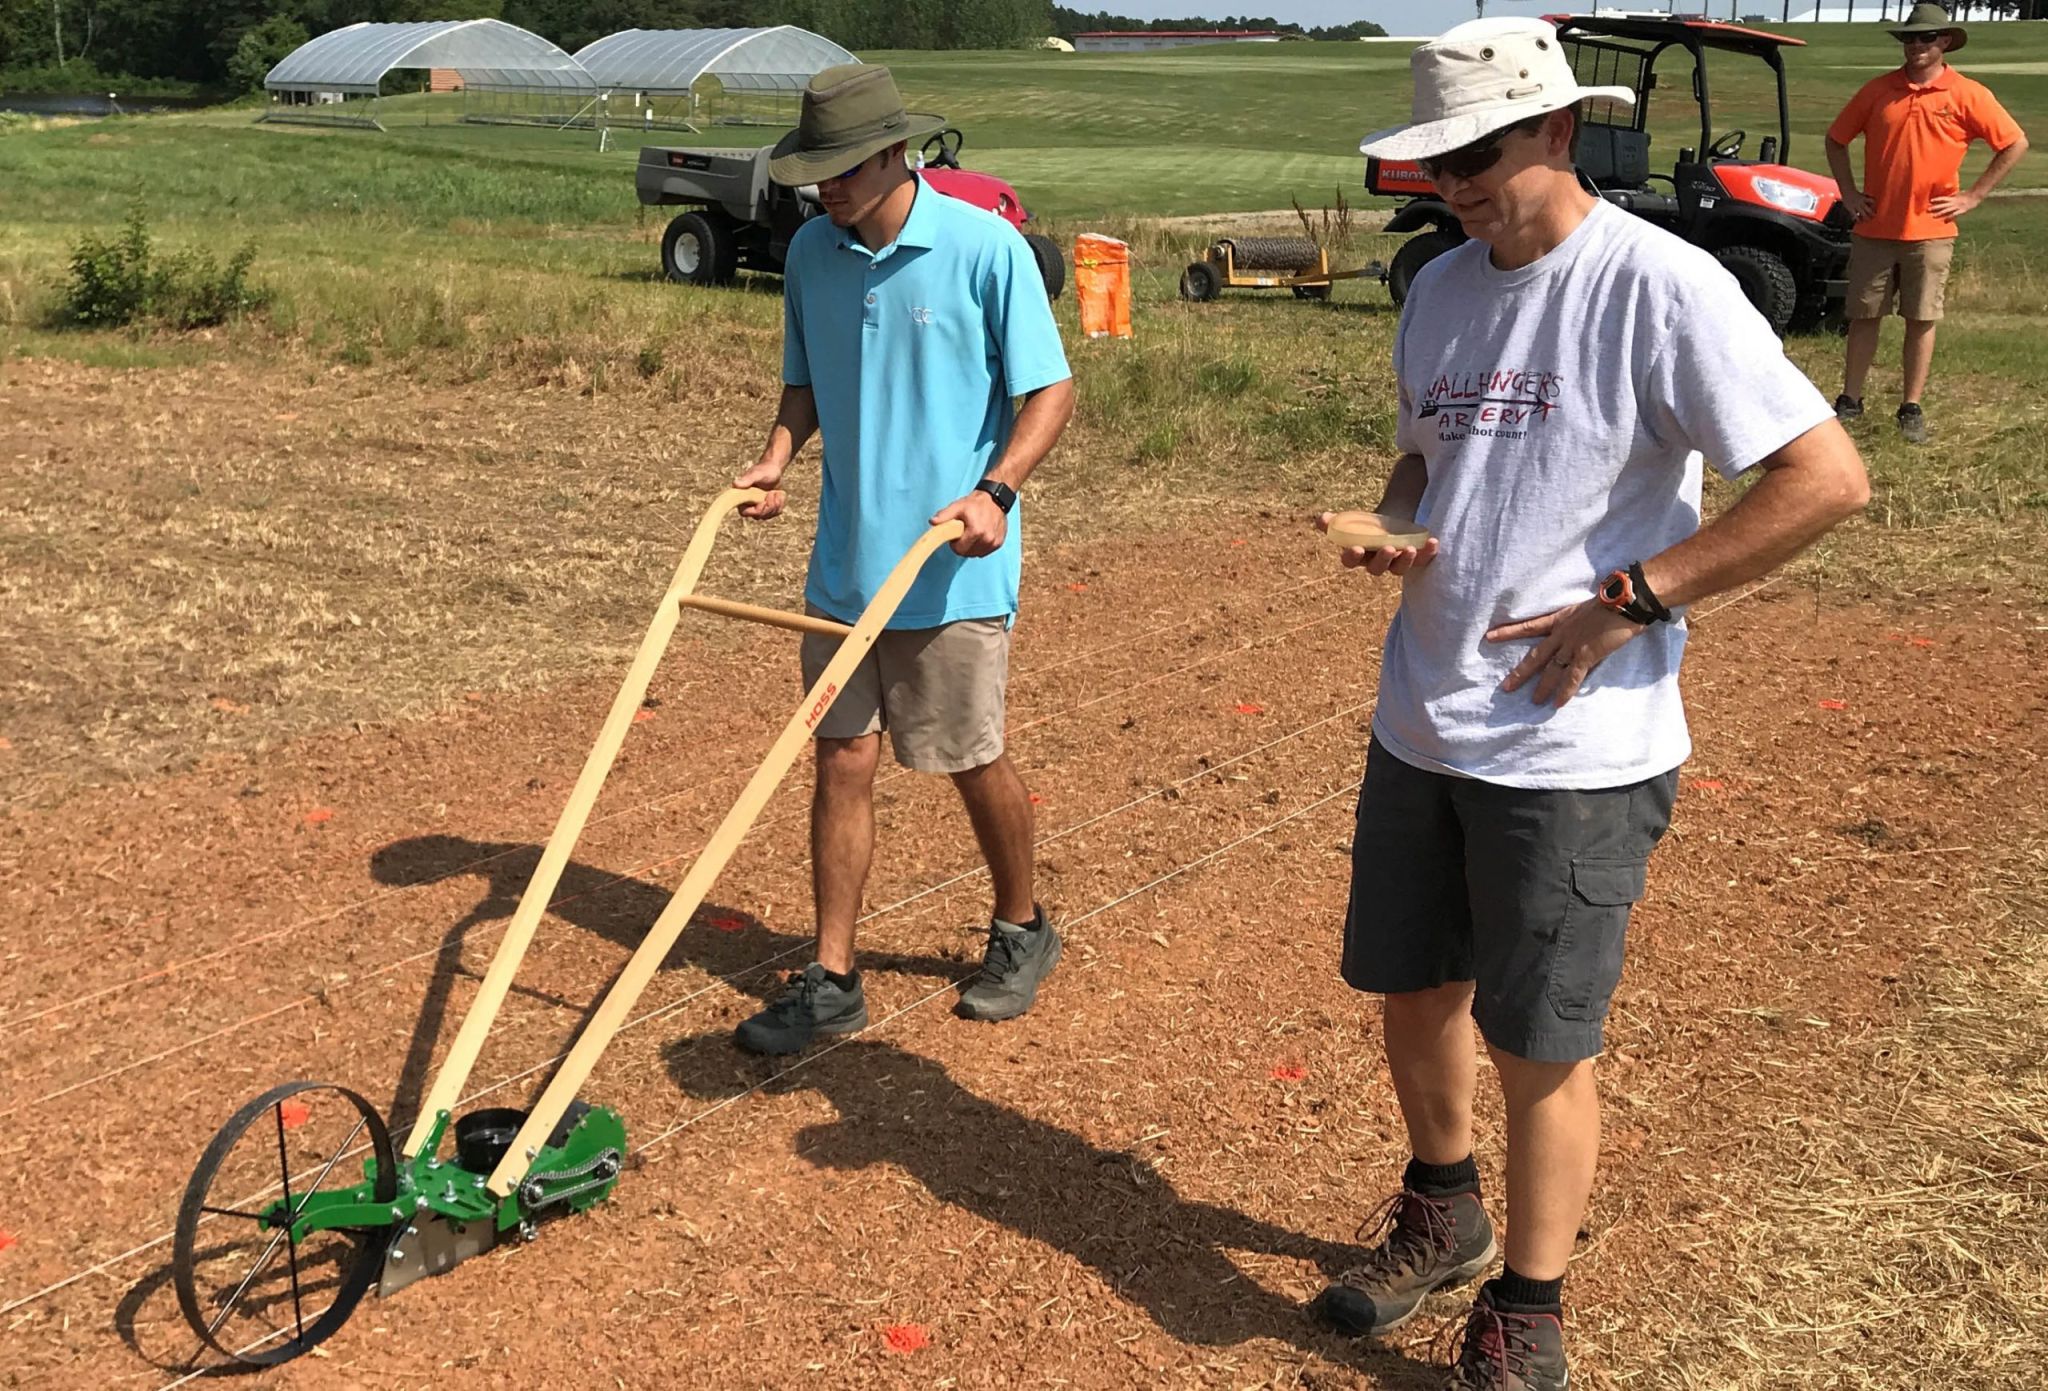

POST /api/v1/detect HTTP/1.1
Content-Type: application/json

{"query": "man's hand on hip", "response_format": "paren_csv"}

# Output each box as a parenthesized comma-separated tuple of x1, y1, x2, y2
(932, 489, 1008, 557)
(1843, 189, 1876, 222)
(1315, 512, 1439, 576)
(1928, 189, 1982, 219)
(733, 458, 788, 519)
(1488, 599, 1646, 708)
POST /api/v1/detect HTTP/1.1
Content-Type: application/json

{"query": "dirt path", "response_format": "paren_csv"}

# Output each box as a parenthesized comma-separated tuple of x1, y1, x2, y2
(3, 523, 2042, 1389)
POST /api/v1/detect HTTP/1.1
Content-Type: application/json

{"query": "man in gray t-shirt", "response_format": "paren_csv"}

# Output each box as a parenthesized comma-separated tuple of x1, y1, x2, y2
(1308, 19, 1869, 1388)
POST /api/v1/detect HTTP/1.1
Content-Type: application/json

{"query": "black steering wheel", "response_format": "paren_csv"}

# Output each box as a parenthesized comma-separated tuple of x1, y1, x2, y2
(921, 128, 963, 169)
(1709, 129, 1747, 160)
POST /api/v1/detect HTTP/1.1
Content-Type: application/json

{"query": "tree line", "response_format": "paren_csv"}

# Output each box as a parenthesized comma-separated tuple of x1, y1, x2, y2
(0, 0, 1063, 92)
(1049, 8, 1387, 40)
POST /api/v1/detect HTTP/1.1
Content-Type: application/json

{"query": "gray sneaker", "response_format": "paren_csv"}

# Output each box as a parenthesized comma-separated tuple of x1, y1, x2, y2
(1444, 1284, 1569, 1390)
(1897, 402, 1928, 444)
(956, 906, 1061, 1022)
(1310, 1187, 1498, 1336)
(734, 963, 867, 1055)
(1833, 393, 1864, 422)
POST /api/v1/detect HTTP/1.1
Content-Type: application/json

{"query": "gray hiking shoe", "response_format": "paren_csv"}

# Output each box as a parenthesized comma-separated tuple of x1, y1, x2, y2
(1897, 402, 1928, 444)
(734, 963, 867, 1055)
(1443, 1284, 1569, 1390)
(1310, 1187, 1498, 1336)
(1833, 393, 1863, 422)
(956, 905, 1061, 1022)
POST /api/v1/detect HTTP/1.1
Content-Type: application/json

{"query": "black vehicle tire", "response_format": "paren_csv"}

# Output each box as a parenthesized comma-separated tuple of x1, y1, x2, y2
(1024, 233, 1065, 300)
(1179, 259, 1222, 302)
(662, 210, 738, 287)
(1788, 284, 1831, 336)
(1386, 229, 1462, 308)
(1713, 244, 1797, 336)
(1291, 282, 1333, 301)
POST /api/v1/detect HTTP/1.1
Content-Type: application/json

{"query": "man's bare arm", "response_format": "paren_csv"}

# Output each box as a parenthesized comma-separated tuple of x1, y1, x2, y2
(1935, 130, 2030, 217)
(1638, 419, 1871, 609)
(931, 378, 1077, 558)
(1826, 137, 1875, 222)
(732, 384, 820, 519)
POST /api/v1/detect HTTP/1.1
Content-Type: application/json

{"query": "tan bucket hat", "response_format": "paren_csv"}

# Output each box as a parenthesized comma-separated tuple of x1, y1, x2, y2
(768, 64, 947, 187)
(1889, 2, 1966, 51)
(1360, 17, 1635, 162)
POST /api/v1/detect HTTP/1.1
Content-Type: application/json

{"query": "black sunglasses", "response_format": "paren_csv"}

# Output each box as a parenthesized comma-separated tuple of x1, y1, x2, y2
(1419, 117, 1546, 181)
(1898, 32, 1944, 46)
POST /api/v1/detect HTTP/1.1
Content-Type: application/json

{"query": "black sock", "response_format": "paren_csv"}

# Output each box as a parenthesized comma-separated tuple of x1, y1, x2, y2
(821, 967, 859, 992)
(1492, 1264, 1564, 1315)
(1404, 1154, 1480, 1197)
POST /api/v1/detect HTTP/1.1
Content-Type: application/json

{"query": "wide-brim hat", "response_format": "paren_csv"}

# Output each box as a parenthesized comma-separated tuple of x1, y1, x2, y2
(768, 63, 947, 186)
(1889, 2, 1966, 51)
(1361, 17, 1635, 162)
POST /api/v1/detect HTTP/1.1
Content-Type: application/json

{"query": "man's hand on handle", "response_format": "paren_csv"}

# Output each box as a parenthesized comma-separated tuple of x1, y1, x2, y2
(732, 459, 788, 519)
(1489, 599, 1645, 709)
(931, 489, 1007, 557)
(1316, 511, 1439, 576)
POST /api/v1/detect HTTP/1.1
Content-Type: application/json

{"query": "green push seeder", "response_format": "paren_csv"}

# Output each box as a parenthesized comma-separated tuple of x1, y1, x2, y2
(171, 489, 964, 1366)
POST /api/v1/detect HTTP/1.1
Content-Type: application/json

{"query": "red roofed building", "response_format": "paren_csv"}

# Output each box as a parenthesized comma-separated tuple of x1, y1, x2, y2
(1072, 29, 1286, 52)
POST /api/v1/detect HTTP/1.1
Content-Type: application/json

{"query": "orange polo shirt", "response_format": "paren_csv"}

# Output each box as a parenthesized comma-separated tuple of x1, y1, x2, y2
(1827, 64, 2023, 241)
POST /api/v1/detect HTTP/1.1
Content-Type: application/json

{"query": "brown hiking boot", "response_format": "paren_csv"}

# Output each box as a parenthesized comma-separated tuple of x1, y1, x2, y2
(1442, 1284, 1570, 1390)
(1309, 1186, 1497, 1336)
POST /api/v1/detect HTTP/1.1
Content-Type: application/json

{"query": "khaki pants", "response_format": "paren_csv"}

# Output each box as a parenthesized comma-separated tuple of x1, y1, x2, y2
(799, 610, 1012, 774)
(1845, 235, 1955, 322)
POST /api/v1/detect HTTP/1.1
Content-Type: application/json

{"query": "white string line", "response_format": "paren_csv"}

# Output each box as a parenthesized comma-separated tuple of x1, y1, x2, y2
(145, 755, 1326, 1389)
(629, 780, 1362, 1158)
(7, 568, 1344, 1031)
(154, 1305, 324, 1391)
(0, 698, 1369, 1321)
(3, 607, 1358, 1122)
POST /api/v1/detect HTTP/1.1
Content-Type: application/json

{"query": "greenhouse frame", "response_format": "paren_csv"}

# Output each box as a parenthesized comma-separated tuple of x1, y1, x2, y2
(262, 19, 598, 130)
(573, 26, 857, 131)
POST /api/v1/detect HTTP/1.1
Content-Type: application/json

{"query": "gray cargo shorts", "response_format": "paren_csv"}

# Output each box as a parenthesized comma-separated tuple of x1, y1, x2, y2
(798, 609, 1011, 774)
(1342, 735, 1678, 1063)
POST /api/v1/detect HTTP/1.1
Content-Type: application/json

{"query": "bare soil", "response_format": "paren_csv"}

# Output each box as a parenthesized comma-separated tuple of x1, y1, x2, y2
(4, 507, 2042, 1389)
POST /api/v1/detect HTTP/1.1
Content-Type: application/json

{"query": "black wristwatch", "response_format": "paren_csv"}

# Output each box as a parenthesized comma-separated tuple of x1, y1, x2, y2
(1597, 561, 1672, 625)
(974, 478, 1017, 514)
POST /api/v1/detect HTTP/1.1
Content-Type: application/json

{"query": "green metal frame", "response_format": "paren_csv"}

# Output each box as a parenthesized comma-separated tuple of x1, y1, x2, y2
(262, 1105, 627, 1242)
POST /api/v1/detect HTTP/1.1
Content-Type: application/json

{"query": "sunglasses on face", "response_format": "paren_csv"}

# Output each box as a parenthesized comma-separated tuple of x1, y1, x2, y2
(1898, 33, 1944, 46)
(1419, 118, 1544, 181)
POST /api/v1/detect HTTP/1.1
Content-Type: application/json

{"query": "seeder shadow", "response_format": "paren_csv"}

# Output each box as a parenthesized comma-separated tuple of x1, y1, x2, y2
(369, 833, 962, 1132)
(661, 1034, 1441, 1384)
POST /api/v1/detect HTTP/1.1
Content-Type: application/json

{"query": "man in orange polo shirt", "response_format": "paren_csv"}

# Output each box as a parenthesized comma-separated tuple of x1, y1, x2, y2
(1826, 3, 2027, 444)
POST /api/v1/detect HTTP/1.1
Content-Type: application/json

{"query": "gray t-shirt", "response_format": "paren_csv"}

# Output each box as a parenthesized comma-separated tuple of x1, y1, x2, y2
(1375, 199, 1832, 789)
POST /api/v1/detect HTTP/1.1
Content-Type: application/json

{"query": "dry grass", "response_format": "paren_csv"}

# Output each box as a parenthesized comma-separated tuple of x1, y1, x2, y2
(1654, 835, 2047, 1388)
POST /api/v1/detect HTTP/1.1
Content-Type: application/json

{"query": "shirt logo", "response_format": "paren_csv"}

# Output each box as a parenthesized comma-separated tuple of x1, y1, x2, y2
(909, 306, 934, 326)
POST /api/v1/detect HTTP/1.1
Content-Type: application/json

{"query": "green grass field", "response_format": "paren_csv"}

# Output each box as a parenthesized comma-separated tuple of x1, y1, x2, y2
(1, 22, 2044, 606)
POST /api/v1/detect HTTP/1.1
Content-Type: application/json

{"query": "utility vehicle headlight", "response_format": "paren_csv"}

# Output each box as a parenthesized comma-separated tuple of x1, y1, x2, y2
(1752, 177, 1821, 216)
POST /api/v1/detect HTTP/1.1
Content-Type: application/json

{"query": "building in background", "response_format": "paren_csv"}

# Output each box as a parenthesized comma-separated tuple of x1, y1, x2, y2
(1071, 29, 1285, 52)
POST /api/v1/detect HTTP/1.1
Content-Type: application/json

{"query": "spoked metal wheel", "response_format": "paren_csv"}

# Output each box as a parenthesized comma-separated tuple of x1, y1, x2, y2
(173, 1082, 397, 1367)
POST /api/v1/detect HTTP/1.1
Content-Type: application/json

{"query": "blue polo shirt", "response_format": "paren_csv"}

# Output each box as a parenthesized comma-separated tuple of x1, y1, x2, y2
(782, 176, 1072, 628)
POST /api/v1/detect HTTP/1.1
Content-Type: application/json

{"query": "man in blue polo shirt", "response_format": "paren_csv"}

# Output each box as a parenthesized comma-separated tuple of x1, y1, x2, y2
(730, 64, 1076, 1055)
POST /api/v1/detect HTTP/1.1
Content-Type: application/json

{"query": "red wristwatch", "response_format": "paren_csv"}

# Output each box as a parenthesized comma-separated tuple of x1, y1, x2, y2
(1598, 564, 1669, 625)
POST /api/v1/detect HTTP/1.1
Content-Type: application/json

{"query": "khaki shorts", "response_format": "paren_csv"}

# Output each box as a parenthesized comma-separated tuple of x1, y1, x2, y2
(1846, 234, 1955, 322)
(799, 609, 1011, 774)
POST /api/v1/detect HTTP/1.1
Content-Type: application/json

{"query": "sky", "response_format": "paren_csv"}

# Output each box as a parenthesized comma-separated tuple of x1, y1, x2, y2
(1099, 1, 1935, 38)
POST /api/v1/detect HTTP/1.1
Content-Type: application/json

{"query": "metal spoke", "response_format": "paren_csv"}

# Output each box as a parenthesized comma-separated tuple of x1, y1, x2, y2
(274, 1104, 305, 1343)
(198, 1205, 269, 1222)
(201, 1106, 370, 1341)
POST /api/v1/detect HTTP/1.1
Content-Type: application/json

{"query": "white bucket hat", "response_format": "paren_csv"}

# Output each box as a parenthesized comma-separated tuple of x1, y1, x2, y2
(1360, 17, 1635, 161)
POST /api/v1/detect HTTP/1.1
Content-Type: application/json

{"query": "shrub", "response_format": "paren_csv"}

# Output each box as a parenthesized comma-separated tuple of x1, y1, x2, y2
(56, 204, 270, 330)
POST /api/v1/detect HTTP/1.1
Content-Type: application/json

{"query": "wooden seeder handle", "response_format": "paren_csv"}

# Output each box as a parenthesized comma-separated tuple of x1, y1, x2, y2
(483, 516, 966, 1196)
(401, 487, 767, 1160)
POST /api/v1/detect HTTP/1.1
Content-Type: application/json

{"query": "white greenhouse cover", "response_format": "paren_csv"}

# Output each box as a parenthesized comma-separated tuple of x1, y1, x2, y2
(266, 19, 597, 96)
(573, 26, 856, 95)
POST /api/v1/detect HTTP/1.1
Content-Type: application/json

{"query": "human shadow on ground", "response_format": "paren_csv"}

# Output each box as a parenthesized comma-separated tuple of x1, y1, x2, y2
(368, 833, 963, 1132)
(662, 1034, 1442, 1384)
